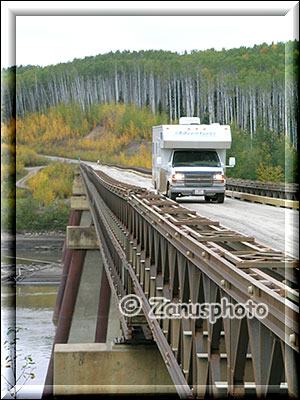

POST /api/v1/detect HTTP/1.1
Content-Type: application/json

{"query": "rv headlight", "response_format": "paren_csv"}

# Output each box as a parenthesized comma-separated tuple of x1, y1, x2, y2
(172, 173, 185, 182)
(213, 173, 224, 182)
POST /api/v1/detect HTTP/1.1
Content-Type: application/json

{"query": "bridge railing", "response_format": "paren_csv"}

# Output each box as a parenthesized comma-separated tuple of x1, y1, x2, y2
(97, 162, 299, 201)
(80, 162, 299, 399)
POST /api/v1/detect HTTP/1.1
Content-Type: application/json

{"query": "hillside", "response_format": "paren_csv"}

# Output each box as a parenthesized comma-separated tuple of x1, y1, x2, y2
(1, 100, 297, 184)
(1, 41, 299, 149)
(0, 98, 298, 235)
(1, 42, 299, 195)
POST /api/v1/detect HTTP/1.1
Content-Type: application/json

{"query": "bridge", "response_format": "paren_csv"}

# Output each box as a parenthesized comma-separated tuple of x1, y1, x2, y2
(43, 163, 299, 399)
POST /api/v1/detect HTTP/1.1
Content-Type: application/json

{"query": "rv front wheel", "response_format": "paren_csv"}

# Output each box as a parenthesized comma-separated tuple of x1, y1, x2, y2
(167, 184, 177, 201)
(216, 193, 225, 203)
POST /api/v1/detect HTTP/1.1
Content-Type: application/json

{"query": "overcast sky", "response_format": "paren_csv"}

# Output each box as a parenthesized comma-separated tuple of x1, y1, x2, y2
(1, 1, 299, 68)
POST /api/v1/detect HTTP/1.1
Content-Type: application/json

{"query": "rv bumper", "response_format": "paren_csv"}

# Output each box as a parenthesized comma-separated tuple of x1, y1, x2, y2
(170, 186, 225, 197)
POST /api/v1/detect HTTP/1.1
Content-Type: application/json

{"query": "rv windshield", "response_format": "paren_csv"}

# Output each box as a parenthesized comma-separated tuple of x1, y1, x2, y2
(172, 150, 221, 167)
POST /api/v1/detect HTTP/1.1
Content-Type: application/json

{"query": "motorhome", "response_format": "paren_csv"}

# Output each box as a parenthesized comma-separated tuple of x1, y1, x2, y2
(152, 117, 235, 203)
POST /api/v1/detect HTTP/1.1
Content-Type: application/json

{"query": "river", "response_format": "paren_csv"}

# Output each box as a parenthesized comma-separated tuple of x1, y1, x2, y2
(1, 233, 64, 399)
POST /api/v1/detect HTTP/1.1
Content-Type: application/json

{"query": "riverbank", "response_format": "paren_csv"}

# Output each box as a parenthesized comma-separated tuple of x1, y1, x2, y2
(1, 231, 65, 284)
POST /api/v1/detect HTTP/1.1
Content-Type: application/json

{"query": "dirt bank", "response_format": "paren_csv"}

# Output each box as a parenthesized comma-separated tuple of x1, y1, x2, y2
(1, 231, 66, 284)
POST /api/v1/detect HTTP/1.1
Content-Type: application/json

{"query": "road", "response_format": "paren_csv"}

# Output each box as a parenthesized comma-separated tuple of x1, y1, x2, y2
(37, 156, 299, 257)
(16, 166, 46, 189)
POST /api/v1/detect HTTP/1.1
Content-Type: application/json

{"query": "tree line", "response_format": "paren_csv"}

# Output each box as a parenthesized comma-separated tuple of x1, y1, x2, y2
(1, 41, 299, 149)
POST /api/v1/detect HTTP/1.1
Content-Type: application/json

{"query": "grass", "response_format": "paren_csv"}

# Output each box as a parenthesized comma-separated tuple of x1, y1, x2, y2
(15, 162, 75, 232)
(16, 189, 71, 232)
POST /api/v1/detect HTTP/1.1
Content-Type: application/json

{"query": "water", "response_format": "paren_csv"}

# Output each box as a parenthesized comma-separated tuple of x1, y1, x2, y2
(1, 234, 65, 398)
(1, 283, 58, 399)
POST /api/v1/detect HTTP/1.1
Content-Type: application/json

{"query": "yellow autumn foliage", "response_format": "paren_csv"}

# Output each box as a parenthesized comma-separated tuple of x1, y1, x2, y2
(256, 160, 284, 183)
(4, 102, 168, 169)
(27, 162, 74, 206)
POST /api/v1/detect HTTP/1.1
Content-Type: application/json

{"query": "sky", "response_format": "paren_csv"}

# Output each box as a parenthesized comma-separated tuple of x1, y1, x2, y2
(1, 1, 299, 69)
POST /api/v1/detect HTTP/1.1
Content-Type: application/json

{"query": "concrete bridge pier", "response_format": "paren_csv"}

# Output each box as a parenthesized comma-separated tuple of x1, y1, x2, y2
(44, 170, 175, 398)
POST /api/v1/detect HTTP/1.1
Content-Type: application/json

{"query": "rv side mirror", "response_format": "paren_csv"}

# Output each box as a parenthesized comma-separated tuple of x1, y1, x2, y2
(228, 157, 236, 167)
(157, 157, 162, 165)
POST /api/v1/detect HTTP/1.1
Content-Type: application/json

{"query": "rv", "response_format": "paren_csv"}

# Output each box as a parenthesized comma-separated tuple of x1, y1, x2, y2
(152, 117, 235, 203)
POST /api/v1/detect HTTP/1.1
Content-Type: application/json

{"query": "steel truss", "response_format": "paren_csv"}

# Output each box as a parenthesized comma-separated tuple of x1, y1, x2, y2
(80, 164, 299, 399)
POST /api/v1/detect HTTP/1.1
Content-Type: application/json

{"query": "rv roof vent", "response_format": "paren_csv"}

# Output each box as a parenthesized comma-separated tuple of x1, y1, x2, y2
(179, 117, 200, 125)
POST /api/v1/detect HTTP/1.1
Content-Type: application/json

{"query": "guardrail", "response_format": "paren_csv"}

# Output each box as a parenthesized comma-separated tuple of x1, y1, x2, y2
(226, 178, 299, 201)
(80, 162, 299, 399)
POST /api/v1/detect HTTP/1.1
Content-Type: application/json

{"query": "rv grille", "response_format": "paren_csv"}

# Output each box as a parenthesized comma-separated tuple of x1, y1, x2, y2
(182, 172, 214, 187)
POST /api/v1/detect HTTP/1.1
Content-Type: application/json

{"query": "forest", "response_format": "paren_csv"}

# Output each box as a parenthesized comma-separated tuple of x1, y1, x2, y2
(1, 41, 299, 148)
(1, 41, 299, 186)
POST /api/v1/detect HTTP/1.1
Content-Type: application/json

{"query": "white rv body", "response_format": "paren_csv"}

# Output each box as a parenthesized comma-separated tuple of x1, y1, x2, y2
(152, 117, 233, 203)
